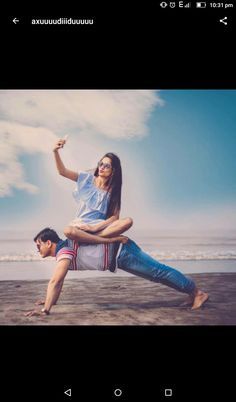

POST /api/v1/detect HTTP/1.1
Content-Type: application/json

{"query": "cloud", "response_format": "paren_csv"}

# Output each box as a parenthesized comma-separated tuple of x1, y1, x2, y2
(0, 90, 163, 139)
(0, 121, 57, 197)
(0, 90, 163, 198)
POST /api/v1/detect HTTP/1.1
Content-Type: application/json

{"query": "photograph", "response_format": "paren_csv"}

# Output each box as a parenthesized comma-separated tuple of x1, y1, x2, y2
(0, 89, 235, 325)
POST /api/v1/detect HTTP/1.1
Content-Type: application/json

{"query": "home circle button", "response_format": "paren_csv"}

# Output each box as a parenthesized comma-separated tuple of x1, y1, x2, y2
(114, 388, 122, 397)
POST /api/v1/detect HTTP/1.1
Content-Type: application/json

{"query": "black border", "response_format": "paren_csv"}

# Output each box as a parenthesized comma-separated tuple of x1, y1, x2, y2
(1, 5, 235, 88)
(2, 325, 235, 400)
(1, 4, 236, 400)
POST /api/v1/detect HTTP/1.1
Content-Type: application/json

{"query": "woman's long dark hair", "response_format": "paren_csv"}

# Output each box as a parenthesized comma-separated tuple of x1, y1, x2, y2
(94, 152, 122, 218)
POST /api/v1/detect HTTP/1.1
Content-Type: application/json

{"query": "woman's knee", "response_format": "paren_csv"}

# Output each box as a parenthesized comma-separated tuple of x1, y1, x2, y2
(124, 217, 133, 229)
(64, 226, 74, 238)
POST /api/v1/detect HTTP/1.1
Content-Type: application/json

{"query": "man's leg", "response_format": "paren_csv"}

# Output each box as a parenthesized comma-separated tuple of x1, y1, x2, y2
(117, 240, 208, 309)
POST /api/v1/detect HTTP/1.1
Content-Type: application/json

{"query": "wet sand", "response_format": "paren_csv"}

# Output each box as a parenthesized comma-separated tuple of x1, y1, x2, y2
(0, 273, 236, 325)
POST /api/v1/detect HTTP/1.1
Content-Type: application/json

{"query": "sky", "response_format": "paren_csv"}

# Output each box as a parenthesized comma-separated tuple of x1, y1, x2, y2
(0, 90, 236, 237)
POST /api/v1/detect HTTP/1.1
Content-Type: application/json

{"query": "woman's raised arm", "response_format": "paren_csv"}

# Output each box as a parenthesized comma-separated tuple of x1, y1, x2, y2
(53, 137, 78, 182)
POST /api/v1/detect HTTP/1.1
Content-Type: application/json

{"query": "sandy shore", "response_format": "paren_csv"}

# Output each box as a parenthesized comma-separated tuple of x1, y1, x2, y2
(0, 273, 236, 325)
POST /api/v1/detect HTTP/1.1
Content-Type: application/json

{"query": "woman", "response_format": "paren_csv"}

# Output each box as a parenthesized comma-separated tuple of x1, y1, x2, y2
(53, 137, 133, 243)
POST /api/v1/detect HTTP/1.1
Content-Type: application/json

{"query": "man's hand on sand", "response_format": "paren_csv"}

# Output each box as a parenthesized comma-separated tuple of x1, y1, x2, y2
(35, 299, 45, 305)
(24, 309, 48, 317)
(35, 299, 57, 306)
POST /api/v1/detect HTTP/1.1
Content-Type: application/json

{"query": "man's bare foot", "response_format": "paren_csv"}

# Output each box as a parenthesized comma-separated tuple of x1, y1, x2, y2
(108, 235, 129, 244)
(191, 290, 209, 310)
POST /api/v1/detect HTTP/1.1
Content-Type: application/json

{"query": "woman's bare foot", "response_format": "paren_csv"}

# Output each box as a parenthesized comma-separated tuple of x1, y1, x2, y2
(191, 290, 209, 310)
(108, 235, 129, 244)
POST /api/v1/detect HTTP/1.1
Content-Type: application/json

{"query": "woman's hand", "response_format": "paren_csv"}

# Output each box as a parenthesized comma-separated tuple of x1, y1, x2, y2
(53, 138, 66, 152)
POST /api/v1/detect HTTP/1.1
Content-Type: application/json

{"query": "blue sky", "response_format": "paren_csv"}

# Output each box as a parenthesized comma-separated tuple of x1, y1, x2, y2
(0, 90, 235, 235)
(139, 90, 236, 211)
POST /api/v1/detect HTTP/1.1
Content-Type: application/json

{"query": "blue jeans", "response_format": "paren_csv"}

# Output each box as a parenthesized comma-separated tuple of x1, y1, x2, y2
(117, 239, 196, 295)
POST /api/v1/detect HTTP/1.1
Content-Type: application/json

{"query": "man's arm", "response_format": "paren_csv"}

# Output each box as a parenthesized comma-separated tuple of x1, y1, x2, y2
(43, 261, 69, 313)
(24, 259, 70, 317)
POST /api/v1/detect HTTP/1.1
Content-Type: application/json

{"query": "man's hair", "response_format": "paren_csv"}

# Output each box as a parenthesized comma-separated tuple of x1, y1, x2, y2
(33, 227, 61, 243)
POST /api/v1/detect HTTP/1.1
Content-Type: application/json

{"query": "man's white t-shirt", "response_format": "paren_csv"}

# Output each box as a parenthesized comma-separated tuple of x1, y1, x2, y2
(55, 239, 121, 271)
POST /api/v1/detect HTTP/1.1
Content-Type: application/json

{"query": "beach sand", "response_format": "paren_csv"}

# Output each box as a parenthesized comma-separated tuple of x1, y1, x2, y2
(0, 273, 236, 325)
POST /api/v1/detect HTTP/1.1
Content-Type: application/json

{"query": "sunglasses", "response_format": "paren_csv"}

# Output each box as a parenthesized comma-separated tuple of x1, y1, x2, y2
(98, 161, 112, 170)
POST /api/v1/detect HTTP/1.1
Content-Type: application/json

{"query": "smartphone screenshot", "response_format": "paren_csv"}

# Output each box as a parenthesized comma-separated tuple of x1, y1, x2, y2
(1, 3, 235, 401)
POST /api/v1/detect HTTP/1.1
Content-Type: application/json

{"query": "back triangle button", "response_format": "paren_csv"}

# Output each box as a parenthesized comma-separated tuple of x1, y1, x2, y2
(64, 389, 72, 397)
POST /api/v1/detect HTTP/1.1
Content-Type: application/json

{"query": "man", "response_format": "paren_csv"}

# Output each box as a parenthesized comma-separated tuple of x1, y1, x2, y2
(25, 227, 209, 317)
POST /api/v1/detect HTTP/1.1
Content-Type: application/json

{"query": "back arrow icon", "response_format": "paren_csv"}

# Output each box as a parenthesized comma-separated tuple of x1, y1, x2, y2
(64, 389, 72, 397)
(13, 18, 19, 24)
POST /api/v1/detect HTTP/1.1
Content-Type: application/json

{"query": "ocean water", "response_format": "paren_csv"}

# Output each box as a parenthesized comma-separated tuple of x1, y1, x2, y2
(0, 231, 235, 280)
(133, 233, 236, 261)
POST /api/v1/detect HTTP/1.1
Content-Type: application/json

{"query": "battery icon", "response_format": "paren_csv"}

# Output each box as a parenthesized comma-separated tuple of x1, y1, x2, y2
(196, 2, 206, 7)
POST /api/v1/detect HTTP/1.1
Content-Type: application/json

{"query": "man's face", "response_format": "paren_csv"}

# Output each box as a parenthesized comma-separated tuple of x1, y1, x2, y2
(35, 239, 52, 258)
